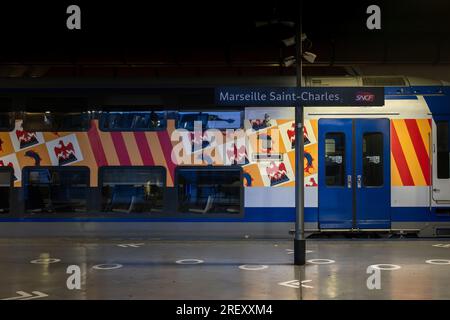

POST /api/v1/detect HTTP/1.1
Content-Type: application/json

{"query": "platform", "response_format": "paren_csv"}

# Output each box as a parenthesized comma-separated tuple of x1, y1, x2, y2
(0, 238, 449, 300)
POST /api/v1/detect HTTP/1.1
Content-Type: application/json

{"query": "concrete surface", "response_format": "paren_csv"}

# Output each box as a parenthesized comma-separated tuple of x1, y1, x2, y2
(0, 238, 449, 300)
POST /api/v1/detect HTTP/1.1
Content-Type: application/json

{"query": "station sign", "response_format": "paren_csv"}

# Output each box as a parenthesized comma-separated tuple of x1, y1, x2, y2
(215, 87, 385, 106)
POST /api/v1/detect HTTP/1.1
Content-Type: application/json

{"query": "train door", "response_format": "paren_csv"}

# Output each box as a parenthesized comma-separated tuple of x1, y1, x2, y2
(318, 119, 390, 229)
(432, 117, 450, 201)
(354, 119, 390, 229)
(318, 119, 353, 229)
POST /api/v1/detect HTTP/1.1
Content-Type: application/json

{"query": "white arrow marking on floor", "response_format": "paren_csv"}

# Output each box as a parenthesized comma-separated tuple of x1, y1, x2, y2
(2, 291, 48, 300)
(432, 244, 450, 248)
(117, 243, 144, 248)
(278, 279, 313, 289)
(285, 249, 314, 254)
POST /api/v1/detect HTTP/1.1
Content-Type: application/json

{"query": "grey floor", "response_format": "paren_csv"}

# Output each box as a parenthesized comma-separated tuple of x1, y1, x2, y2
(0, 238, 449, 300)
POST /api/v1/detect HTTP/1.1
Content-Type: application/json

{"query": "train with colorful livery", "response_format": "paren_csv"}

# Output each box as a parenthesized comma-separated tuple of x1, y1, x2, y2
(0, 76, 449, 238)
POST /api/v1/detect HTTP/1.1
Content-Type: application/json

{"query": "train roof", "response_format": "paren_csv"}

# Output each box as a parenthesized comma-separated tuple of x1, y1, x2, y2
(305, 76, 450, 87)
(0, 75, 448, 90)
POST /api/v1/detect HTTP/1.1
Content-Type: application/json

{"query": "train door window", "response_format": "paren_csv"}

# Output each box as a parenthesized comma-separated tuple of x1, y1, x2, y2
(362, 132, 384, 186)
(177, 167, 242, 214)
(177, 111, 243, 131)
(23, 112, 91, 132)
(100, 167, 165, 213)
(99, 111, 167, 131)
(0, 169, 12, 213)
(0, 113, 14, 131)
(437, 121, 449, 179)
(23, 167, 89, 213)
(325, 133, 346, 186)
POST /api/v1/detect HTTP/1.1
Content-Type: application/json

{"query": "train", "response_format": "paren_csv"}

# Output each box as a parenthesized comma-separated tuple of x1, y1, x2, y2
(0, 75, 449, 238)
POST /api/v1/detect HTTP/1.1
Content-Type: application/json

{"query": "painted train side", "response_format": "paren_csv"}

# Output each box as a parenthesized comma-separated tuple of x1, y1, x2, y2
(0, 76, 449, 238)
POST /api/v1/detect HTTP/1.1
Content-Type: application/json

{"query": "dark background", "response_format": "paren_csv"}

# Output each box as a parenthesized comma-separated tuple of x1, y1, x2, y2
(0, 1, 449, 77)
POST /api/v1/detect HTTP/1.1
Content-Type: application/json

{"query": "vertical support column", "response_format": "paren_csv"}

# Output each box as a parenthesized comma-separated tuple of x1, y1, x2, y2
(294, 0, 306, 266)
(294, 106, 306, 265)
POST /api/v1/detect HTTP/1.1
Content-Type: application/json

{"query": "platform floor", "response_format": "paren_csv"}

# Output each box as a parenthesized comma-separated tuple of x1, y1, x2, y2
(0, 238, 449, 300)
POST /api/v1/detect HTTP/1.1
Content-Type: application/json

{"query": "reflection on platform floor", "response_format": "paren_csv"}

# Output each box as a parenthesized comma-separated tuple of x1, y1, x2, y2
(0, 238, 449, 300)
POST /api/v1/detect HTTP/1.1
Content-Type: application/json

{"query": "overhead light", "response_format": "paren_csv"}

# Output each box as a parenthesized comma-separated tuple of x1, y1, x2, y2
(302, 51, 317, 63)
(282, 33, 308, 47)
(282, 36, 296, 47)
(283, 56, 296, 67)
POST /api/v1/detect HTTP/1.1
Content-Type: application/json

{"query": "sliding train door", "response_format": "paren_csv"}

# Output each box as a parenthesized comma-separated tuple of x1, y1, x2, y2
(318, 118, 391, 230)
(318, 119, 353, 229)
(354, 119, 390, 229)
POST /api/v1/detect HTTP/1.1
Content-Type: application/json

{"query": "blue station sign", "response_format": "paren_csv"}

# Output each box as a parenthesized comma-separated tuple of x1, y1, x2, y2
(215, 87, 385, 106)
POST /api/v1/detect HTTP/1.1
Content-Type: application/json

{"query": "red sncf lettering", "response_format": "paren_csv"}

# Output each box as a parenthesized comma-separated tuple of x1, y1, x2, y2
(355, 92, 375, 102)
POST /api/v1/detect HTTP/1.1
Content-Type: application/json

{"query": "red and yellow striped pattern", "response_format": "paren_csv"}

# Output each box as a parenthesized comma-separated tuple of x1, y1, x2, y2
(84, 120, 176, 186)
(391, 119, 431, 186)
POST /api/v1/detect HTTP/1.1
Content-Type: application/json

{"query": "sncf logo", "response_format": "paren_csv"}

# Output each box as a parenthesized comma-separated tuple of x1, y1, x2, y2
(355, 92, 376, 103)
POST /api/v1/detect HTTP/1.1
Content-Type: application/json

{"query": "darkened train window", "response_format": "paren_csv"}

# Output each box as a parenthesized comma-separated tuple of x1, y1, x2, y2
(100, 111, 167, 131)
(100, 167, 165, 213)
(437, 121, 449, 179)
(363, 133, 384, 186)
(177, 111, 242, 131)
(177, 167, 242, 214)
(0, 169, 12, 213)
(325, 133, 346, 186)
(23, 112, 91, 132)
(23, 167, 89, 213)
(0, 113, 14, 131)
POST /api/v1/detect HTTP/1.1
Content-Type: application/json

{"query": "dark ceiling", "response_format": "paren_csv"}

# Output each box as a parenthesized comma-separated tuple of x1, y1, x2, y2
(0, 1, 449, 78)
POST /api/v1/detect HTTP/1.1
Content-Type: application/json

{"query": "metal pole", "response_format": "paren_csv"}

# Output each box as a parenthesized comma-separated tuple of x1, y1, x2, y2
(294, 0, 305, 265)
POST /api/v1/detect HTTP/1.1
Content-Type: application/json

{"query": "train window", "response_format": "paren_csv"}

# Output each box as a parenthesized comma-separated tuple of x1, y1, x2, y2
(0, 169, 12, 213)
(23, 167, 89, 214)
(437, 121, 449, 179)
(362, 132, 383, 187)
(177, 111, 242, 131)
(177, 167, 242, 214)
(325, 133, 346, 186)
(99, 111, 167, 131)
(23, 112, 91, 132)
(99, 167, 165, 213)
(0, 112, 14, 131)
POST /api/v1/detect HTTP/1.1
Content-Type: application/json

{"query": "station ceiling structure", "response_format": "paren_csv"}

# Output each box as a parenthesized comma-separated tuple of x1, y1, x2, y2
(0, 1, 449, 79)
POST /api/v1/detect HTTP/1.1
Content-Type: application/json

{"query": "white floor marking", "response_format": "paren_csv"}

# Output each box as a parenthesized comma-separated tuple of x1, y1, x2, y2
(176, 259, 204, 265)
(238, 265, 269, 271)
(432, 244, 450, 248)
(307, 259, 335, 265)
(278, 279, 313, 289)
(369, 264, 401, 271)
(286, 249, 313, 254)
(30, 258, 61, 264)
(93, 264, 123, 270)
(117, 243, 144, 248)
(1, 291, 48, 300)
(425, 259, 450, 265)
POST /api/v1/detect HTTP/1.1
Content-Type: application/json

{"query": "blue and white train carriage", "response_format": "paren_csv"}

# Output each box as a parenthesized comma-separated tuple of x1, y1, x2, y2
(0, 76, 448, 238)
